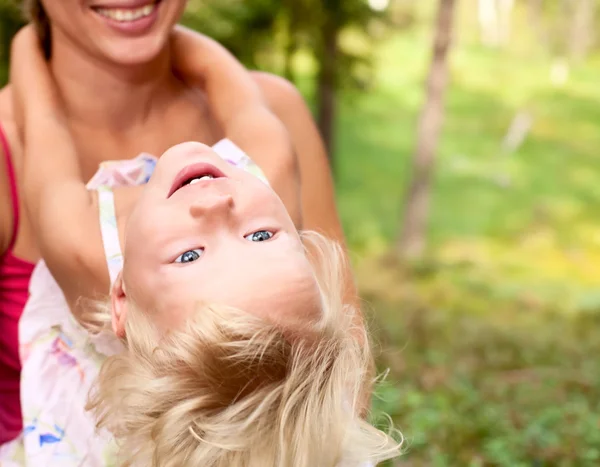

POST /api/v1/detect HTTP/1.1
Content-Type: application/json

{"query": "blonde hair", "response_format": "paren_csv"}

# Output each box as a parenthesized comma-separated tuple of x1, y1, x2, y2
(87, 232, 402, 466)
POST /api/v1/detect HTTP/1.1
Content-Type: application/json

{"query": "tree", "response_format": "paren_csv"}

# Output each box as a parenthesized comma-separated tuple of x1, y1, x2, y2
(182, 0, 284, 69)
(567, 0, 595, 62)
(184, 0, 382, 167)
(304, 0, 380, 164)
(282, 0, 302, 82)
(397, 0, 457, 260)
(0, 0, 25, 85)
(478, 0, 514, 47)
(315, 0, 340, 162)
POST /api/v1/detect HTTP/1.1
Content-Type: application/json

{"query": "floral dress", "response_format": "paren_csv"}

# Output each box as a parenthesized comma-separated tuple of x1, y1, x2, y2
(0, 139, 376, 467)
(0, 140, 267, 466)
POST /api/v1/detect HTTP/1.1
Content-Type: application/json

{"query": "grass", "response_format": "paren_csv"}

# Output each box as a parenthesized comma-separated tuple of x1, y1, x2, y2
(330, 18, 600, 467)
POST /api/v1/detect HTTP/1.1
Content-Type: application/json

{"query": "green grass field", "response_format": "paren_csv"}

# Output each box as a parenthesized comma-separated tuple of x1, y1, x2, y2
(333, 25, 600, 467)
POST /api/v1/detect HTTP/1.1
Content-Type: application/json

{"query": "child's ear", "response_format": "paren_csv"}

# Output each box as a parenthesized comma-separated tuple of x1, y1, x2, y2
(110, 272, 128, 339)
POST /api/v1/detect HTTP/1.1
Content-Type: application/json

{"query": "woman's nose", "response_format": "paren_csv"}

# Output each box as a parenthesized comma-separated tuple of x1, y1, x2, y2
(189, 193, 235, 218)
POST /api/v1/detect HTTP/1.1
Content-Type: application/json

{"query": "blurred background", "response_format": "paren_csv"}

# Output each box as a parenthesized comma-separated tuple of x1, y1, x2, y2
(2, 0, 600, 464)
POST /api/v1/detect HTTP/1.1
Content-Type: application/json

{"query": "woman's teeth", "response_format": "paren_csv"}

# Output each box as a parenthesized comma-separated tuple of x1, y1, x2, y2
(95, 4, 155, 22)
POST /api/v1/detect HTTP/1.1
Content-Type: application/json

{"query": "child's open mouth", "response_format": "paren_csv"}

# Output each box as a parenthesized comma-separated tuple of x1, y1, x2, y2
(168, 162, 227, 198)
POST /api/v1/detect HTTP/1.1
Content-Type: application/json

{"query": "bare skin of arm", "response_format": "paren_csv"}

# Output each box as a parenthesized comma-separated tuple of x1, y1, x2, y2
(112, 75, 358, 304)
(251, 74, 371, 410)
(171, 27, 301, 225)
(11, 21, 369, 409)
(251, 73, 359, 307)
(0, 96, 38, 262)
(10, 26, 303, 315)
(0, 180, 12, 260)
(11, 25, 359, 321)
(0, 124, 14, 257)
(10, 26, 108, 315)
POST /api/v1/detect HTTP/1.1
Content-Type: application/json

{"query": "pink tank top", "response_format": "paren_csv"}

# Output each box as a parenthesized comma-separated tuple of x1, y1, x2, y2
(0, 124, 35, 444)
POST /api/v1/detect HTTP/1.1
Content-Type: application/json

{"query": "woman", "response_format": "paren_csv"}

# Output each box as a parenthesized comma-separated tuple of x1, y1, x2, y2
(0, 0, 348, 445)
(0, 24, 398, 467)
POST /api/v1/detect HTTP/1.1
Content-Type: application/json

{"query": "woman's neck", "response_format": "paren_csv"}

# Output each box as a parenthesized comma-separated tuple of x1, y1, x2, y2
(49, 31, 178, 131)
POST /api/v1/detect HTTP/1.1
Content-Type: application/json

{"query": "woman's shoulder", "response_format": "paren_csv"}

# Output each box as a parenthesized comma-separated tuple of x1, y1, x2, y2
(0, 85, 21, 256)
(0, 85, 22, 182)
(249, 72, 317, 145)
(0, 85, 25, 178)
(0, 85, 19, 155)
(250, 72, 306, 113)
(0, 85, 16, 124)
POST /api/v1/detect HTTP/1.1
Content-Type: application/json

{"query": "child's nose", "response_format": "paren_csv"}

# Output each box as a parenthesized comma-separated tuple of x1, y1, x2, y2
(189, 193, 235, 218)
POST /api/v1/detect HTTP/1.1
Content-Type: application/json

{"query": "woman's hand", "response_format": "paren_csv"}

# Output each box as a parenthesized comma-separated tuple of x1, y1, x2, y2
(10, 24, 63, 135)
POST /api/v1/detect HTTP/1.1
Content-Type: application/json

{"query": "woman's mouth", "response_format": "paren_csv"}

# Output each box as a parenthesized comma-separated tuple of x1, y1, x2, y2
(91, 0, 161, 29)
(95, 4, 155, 22)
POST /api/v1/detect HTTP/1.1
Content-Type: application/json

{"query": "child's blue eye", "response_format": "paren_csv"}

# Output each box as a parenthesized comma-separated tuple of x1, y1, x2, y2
(245, 231, 274, 242)
(175, 249, 203, 263)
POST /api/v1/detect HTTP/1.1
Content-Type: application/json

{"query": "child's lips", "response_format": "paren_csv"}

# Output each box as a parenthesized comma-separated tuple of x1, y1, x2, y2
(168, 162, 227, 198)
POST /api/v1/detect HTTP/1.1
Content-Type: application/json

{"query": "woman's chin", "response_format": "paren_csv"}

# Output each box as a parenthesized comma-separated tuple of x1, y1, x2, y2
(84, 0, 184, 67)
(96, 33, 170, 67)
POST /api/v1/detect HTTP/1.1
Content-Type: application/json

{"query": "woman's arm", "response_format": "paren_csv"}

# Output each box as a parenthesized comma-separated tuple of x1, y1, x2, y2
(253, 73, 372, 412)
(169, 31, 349, 293)
(252, 73, 359, 306)
(0, 93, 18, 259)
(170, 27, 302, 226)
(10, 26, 112, 312)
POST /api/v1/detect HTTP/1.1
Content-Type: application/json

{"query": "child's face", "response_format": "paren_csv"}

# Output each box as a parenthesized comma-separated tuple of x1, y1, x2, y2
(116, 142, 320, 333)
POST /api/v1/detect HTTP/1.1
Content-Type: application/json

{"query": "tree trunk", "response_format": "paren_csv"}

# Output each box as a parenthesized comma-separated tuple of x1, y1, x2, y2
(283, 0, 299, 82)
(0, 8, 23, 85)
(317, 15, 338, 164)
(478, 0, 498, 46)
(397, 0, 457, 260)
(568, 0, 594, 62)
(527, 0, 546, 46)
(497, 0, 514, 45)
(478, 0, 513, 46)
(283, 30, 298, 82)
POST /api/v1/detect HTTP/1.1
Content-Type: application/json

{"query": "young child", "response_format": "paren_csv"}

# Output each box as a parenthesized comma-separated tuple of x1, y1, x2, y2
(3, 26, 401, 467)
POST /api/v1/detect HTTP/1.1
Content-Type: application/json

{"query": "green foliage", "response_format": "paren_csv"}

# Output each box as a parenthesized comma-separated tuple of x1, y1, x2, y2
(329, 14, 600, 465)
(0, 0, 24, 84)
(182, 0, 387, 90)
(369, 293, 600, 466)
(181, 0, 283, 69)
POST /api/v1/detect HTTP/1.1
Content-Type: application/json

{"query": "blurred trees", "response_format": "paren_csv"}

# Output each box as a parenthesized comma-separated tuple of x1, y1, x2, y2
(396, 0, 600, 259)
(566, 0, 596, 62)
(0, 0, 24, 83)
(182, 0, 383, 162)
(397, 0, 457, 260)
(478, 0, 514, 47)
(479, 0, 598, 62)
